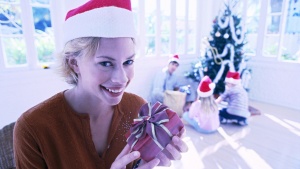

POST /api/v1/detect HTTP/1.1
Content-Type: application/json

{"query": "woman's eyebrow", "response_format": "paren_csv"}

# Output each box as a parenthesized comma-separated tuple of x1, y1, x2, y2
(127, 53, 136, 59)
(96, 54, 136, 60)
(96, 56, 115, 60)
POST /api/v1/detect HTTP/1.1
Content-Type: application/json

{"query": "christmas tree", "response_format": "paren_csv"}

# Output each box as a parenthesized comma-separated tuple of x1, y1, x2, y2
(185, 3, 249, 95)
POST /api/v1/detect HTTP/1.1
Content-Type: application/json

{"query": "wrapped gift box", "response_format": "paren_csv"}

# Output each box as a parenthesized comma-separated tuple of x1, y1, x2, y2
(125, 102, 184, 162)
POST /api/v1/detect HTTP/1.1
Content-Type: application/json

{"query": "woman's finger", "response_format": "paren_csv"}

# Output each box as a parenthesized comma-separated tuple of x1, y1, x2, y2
(156, 151, 171, 166)
(165, 144, 181, 160)
(138, 158, 160, 169)
(111, 151, 140, 169)
(172, 136, 188, 153)
(115, 144, 131, 160)
(111, 145, 140, 169)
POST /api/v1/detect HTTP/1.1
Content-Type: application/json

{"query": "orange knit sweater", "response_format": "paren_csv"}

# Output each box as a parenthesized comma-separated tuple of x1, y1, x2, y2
(13, 91, 146, 169)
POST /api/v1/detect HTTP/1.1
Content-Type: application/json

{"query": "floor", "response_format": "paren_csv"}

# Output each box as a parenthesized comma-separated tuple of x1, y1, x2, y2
(156, 100, 300, 169)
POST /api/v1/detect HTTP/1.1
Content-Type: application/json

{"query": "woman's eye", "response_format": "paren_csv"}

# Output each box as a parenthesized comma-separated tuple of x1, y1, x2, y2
(99, 61, 112, 67)
(124, 60, 134, 65)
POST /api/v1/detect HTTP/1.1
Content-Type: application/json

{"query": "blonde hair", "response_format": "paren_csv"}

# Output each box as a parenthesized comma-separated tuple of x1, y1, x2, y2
(198, 95, 218, 114)
(57, 37, 101, 85)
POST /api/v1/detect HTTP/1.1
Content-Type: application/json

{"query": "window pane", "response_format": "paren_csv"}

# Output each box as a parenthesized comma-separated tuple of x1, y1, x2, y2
(0, 4, 22, 35)
(161, 0, 170, 34)
(2, 37, 27, 66)
(285, 0, 300, 34)
(266, 15, 281, 34)
(263, 36, 279, 56)
(246, 0, 261, 33)
(244, 34, 258, 55)
(31, 0, 49, 5)
(131, 0, 138, 34)
(281, 34, 300, 62)
(32, 7, 54, 63)
(244, 0, 261, 55)
(161, 35, 170, 54)
(160, 0, 170, 54)
(32, 7, 51, 33)
(145, 0, 156, 35)
(269, 0, 283, 13)
(176, 0, 185, 54)
(35, 34, 54, 63)
(145, 36, 155, 55)
(188, 0, 196, 54)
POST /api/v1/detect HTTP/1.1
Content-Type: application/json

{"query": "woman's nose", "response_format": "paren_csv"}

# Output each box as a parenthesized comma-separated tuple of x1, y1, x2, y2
(110, 66, 128, 84)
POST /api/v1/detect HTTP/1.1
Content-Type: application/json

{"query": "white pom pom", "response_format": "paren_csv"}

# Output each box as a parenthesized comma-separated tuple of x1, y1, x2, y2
(209, 83, 216, 89)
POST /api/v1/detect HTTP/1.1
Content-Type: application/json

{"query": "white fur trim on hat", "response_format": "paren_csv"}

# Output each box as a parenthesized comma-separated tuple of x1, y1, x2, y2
(198, 89, 214, 98)
(63, 6, 136, 43)
(225, 77, 241, 85)
(197, 83, 215, 98)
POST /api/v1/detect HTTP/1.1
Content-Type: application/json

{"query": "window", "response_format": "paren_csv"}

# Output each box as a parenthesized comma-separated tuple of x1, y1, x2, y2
(0, 0, 55, 69)
(144, 0, 156, 55)
(263, 0, 300, 62)
(243, 0, 299, 62)
(244, 0, 261, 55)
(187, 0, 196, 54)
(160, 0, 171, 55)
(131, 0, 199, 57)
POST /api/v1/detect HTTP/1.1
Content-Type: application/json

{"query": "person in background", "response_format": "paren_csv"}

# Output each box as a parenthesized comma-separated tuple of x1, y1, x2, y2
(182, 76, 220, 133)
(150, 54, 180, 104)
(13, 0, 188, 169)
(216, 71, 250, 126)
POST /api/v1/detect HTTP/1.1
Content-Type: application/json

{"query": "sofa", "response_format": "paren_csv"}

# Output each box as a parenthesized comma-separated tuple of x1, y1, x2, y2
(0, 122, 15, 169)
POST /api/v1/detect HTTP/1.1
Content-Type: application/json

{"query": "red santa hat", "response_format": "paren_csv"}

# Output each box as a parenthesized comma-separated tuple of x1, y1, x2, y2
(197, 76, 215, 97)
(168, 54, 180, 65)
(63, 0, 136, 43)
(225, 71, 241, 84)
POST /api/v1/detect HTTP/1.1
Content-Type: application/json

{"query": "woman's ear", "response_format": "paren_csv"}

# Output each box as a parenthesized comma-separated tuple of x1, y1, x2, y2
(67, 55, 80, 74)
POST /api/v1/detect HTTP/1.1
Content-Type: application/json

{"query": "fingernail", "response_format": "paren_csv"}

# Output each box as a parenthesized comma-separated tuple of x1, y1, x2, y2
(133, 151, 140, 157)
(173, 136, 179, 142)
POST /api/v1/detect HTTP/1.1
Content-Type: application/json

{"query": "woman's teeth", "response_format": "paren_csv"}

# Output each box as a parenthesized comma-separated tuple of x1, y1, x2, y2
(105, 87, 122, 93)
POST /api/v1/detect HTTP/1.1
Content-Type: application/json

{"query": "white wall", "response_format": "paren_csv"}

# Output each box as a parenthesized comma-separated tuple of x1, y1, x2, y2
(248, 57, 300, 110)
(0, 69, 71, 128)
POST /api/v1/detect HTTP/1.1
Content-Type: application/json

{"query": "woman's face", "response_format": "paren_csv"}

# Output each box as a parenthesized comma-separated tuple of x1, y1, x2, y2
(76, 38, 135, 105)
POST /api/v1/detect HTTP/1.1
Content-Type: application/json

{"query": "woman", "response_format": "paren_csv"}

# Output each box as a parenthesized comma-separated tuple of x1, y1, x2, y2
(13, 0, 188, 169)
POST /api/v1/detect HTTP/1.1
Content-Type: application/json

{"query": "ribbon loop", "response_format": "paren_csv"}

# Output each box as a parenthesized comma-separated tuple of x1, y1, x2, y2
(127, 102, 173, 150)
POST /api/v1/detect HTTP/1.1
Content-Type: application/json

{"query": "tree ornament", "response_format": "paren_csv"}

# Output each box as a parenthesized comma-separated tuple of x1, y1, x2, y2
(215, 31, 221, 37)
(224, 33, 229, 39)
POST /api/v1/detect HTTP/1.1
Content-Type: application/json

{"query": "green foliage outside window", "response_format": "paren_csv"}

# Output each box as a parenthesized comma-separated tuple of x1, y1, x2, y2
(3, 37, 26, 65)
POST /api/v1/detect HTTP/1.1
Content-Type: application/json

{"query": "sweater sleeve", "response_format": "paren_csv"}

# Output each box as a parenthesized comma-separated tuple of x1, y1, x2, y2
(13, 116, 47, 169)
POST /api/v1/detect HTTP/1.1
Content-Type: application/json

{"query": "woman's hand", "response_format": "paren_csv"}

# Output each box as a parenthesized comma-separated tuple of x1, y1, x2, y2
(111, 144, 160, 169)
(155, 128, 189, 166)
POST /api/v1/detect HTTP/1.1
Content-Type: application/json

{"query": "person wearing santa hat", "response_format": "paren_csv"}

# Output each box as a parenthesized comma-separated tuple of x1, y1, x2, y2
(182, 76, 220, 133)
(216, 71, 250, 126)
(150, 54, 180, 104)
(13, 1, 188, 169)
